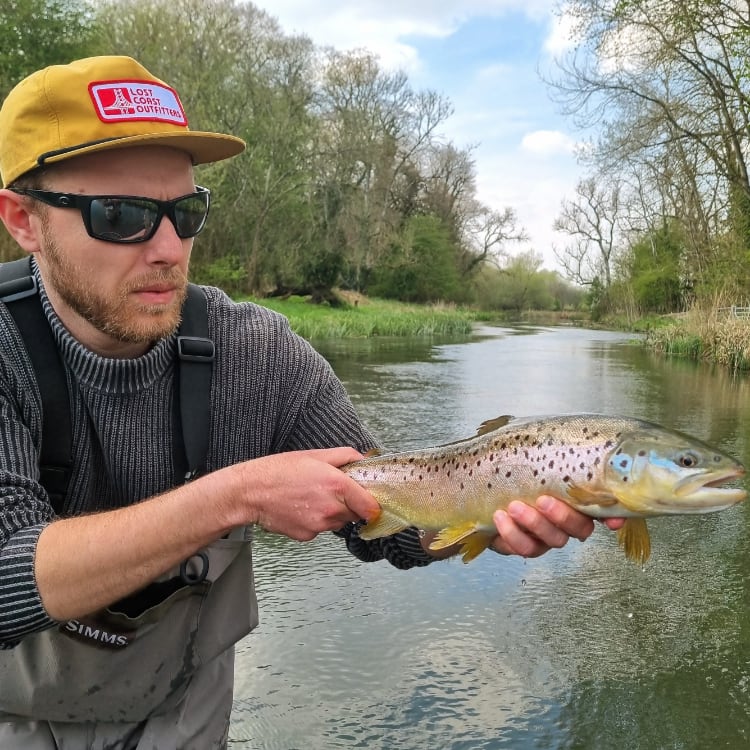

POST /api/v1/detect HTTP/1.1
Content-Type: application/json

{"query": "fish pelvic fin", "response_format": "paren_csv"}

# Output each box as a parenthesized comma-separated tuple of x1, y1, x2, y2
(357, 509, 410, 540)
(428, 522, 493, 563)
(458, 533, 494, 563)
(616, 518, 651, 564)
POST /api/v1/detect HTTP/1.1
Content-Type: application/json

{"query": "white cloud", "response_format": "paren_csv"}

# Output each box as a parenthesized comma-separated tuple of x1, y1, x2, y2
(521, 129, 577, 155)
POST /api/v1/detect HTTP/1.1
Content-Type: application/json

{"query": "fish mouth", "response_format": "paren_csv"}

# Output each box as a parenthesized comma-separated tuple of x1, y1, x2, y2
(671, 467, 747, 509)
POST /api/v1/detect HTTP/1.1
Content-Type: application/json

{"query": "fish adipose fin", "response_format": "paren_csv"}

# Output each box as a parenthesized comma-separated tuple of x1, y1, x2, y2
(429, 522, 493, 563)
(357, 509, 410, 540)
(617, 518, 651, 564)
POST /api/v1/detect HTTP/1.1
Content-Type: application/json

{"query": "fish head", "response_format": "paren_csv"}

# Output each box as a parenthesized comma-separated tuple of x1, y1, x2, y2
(603, 427, 747, 515)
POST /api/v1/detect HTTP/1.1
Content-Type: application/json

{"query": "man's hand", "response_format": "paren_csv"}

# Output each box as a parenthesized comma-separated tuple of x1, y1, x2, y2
(239, 448, 380, 541)
(491, 495, 626, 558)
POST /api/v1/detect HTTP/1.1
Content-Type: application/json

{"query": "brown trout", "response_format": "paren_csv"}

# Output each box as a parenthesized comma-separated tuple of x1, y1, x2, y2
(343, 414, 747, 564)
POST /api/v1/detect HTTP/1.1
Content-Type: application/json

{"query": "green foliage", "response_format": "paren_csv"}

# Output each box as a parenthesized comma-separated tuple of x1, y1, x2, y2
(251, 295, 475, 339)
(368, 215, 461, 303)
(0, 0, 98, 99)
(192, 255, 247, 297)
(628, 225, 683, 313)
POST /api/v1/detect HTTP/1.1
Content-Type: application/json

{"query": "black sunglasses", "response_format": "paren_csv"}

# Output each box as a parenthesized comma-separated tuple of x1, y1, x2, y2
(10, 186, 211, 244)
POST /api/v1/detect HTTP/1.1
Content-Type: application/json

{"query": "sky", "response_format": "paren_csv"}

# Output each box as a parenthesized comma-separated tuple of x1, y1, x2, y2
(252, 0, 587, 272)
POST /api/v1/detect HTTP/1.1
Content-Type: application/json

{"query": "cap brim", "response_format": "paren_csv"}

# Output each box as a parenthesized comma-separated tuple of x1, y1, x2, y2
(41, 130, 246, 168)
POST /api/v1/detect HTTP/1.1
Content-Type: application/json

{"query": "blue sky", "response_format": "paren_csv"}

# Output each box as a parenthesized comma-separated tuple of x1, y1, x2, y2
(253, 1, 587, 272)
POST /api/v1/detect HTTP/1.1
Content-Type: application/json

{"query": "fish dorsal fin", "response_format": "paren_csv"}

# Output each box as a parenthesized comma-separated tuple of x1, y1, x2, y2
(363, 447, 383, 457)
(476, 415, 514, 437)
(617, 518, 651, 564)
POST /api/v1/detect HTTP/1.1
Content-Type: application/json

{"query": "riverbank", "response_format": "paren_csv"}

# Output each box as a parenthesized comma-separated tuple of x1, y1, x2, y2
(249, 295, 750, 373)
(644, 311, 750, 371)
(250, 294, 477, 338)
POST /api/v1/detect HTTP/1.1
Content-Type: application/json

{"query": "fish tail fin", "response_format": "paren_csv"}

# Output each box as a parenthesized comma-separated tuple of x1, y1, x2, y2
(617, 518, 651, 564)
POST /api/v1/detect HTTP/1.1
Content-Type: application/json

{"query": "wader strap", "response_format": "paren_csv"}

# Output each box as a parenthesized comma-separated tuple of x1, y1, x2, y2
(0, 257, 72, 510)
(175, 283, 214, 483)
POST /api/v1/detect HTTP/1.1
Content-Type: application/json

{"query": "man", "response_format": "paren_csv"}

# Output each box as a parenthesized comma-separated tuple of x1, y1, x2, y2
(0, 56, 621, 748)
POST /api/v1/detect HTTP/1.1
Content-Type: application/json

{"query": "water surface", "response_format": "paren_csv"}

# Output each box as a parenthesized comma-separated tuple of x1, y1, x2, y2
(229, 325, 750, 749)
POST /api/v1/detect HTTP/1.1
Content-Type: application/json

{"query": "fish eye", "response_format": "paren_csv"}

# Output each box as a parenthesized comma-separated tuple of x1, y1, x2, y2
(678, 452, 700, 468)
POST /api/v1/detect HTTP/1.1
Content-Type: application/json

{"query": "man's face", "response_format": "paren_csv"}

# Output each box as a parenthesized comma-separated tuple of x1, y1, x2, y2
(32, 146, 197, 354)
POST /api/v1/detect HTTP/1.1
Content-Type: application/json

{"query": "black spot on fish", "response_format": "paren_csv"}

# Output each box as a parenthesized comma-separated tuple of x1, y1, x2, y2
(619, 460, 628, 468)
(583, 427, 588, 433)
(501, 442, 507, 449)
(463, 463, 468, 470)
(563, 475, 570, 482)
(605, 440, 614, 448)
(469, 469, 473, 477)
(460, 482, 465, 490)
(638, 450, 646, 457)
(487, 482, 492, 489)
(587, 472, 593, 480)
(623, 477, 628, 482)
(541, 478, 546, 485)
(505, 471, 512, 478)
(489, 454, 495, 462)
(533, 469, 539, 477)
(549, 460, 555, 468)
(476, 460, 481, 467)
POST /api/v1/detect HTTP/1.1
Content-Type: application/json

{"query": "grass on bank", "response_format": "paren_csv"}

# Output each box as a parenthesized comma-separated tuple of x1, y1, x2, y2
(248, 294, 477, 339)
(645, 311, 750, 371)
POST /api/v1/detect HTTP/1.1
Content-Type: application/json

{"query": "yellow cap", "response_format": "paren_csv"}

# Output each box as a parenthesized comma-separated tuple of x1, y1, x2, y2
(0, 55, 246, 186)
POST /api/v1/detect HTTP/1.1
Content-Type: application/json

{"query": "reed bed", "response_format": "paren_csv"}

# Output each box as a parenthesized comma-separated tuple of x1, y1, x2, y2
(646, 310, 750, 371)
(248, 295, 476, 339)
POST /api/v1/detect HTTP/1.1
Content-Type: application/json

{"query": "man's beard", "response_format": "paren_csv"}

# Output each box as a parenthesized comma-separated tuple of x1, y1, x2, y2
(40, 224, 188, 345)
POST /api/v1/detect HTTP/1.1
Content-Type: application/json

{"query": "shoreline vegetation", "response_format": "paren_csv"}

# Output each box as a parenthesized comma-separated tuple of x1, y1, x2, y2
(249, 294, 750, 372)
(643, 311, 750, 372)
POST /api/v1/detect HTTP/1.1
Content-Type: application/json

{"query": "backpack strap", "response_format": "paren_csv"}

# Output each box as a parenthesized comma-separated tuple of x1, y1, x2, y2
(0, 257, 72, 511)
(0, 257, 214, 511)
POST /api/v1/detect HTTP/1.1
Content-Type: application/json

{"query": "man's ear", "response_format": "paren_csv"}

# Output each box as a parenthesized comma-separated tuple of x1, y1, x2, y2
(0, 189, 42, 253)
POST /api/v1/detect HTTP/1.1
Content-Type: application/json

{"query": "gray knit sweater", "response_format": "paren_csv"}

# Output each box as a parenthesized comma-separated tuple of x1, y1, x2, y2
(0, 266, 432, 648)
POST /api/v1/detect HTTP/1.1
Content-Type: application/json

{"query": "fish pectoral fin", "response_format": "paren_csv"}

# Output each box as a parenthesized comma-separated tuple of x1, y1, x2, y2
(616, 518, 651, 564)
(566, 483, 619, 507)
(356, 509, 410, 540)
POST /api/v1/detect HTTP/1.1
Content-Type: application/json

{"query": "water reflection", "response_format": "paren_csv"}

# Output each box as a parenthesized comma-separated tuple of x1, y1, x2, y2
(230, 325, 750, 749)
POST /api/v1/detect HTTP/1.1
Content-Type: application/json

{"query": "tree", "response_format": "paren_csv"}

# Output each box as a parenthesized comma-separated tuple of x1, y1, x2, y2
(549, 0, 750, 302)
(554, 176, 622, 288)
(0, 0, 98, 100)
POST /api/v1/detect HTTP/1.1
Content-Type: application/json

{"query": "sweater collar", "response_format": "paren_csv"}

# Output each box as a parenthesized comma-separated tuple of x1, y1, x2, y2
(33, 260, 177, 393)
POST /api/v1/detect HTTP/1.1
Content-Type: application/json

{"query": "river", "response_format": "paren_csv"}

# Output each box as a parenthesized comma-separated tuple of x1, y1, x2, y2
(228, 325, 750, 749)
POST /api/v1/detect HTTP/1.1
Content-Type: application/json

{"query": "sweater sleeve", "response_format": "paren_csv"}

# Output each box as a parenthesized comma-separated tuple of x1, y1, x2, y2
(0, 355, 57, 647)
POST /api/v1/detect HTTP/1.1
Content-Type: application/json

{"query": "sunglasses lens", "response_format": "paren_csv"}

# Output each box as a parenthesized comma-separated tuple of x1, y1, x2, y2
(173, 192, 210, 238)
(89, 198, 157, 242)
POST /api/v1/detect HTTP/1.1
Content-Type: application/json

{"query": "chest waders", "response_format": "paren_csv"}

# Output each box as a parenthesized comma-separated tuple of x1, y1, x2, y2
(0, 258, 258, 745)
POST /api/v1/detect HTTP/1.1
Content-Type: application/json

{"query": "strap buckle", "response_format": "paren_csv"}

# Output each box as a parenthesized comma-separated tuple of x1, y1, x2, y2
(177, 336, 215, 362)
